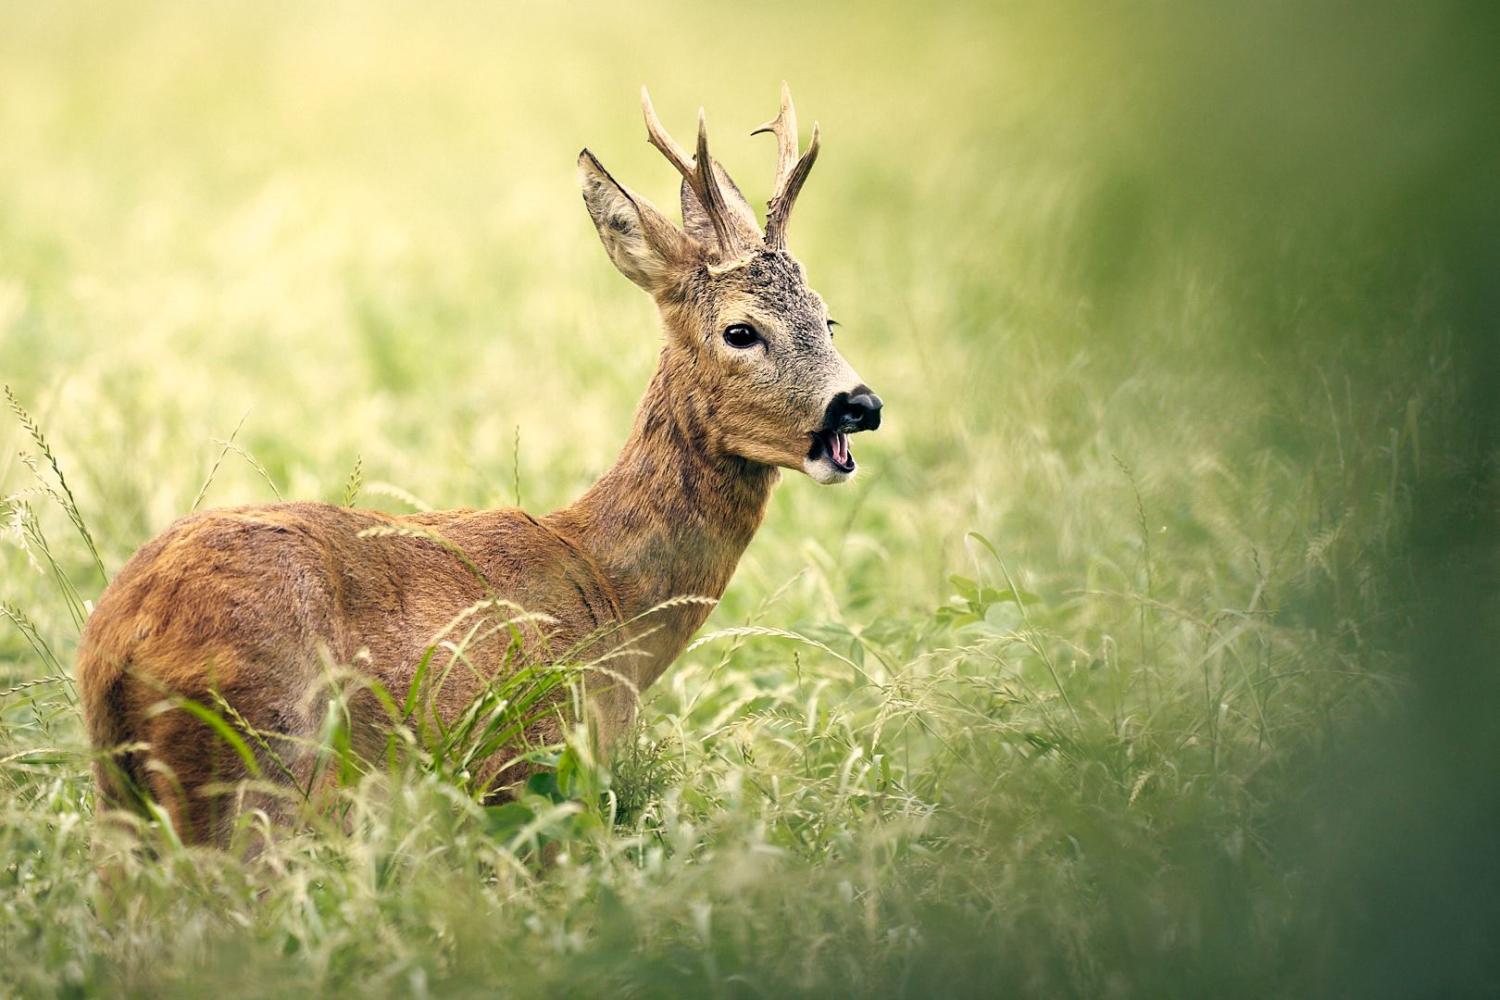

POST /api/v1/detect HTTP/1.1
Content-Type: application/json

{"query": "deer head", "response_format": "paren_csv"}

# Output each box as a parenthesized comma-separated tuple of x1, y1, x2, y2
(578, 84, 882, 485)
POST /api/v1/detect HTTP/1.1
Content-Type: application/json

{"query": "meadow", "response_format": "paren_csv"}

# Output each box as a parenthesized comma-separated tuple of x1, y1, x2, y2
(2, 2, 1496, 996)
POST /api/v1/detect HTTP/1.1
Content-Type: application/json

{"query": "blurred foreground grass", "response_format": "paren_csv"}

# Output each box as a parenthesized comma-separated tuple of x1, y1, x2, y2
(2, 2, 1496, 996)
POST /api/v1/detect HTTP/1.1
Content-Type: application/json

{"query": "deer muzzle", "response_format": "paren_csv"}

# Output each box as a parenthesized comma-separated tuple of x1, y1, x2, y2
(808, 386, 883, 476)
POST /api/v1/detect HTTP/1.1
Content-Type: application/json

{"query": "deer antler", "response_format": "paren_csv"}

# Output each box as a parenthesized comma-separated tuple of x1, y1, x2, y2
(641, 86, 754, 257)
(753, 81, 820, 251)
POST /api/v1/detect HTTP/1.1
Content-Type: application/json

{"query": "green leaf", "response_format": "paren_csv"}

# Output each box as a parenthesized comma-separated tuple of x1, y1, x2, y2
(976, 586, 1041, 607)
(934, 606, 980, 627)
(948, 575, 979, 601)
(526, 770, 563, 803)
(482, 801, 535, 841)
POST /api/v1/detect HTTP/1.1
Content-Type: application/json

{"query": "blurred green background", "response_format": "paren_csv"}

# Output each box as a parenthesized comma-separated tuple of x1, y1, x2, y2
(1, 1, 1495, 996)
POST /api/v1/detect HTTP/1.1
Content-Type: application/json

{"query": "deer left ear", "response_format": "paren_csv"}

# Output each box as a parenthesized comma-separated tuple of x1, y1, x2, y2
(579, 149, 695, 294)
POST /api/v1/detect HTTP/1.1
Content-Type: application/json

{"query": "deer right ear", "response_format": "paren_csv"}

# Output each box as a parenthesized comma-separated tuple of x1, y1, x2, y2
(579, 149, 695, 294)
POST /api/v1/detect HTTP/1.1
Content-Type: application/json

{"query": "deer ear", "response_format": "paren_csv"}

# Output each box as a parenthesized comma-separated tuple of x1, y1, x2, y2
(680, 163, 762, 250)
(579, 149, 695, 293)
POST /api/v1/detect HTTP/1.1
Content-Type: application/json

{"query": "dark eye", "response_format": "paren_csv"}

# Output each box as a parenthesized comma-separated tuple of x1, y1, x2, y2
(723, 323, 761, 349)
(826, 319, 840, 337)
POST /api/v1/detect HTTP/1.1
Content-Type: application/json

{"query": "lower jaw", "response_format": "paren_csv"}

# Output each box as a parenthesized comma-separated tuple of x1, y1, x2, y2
(804, 454, 856, 484)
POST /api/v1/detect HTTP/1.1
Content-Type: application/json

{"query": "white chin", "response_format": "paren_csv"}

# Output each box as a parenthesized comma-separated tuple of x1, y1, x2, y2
(803, 456, 856, 485)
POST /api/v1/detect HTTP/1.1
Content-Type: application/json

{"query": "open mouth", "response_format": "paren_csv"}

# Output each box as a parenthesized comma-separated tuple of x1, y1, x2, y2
(808, 428, 856, 474)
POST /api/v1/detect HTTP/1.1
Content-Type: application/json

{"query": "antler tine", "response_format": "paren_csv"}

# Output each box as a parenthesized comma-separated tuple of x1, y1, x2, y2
(641, 86, 742, 254)
(751, 80, 799, 195)
(763, 119, 820, 251)
(641, 86, 696, 182)
(693, 107, 738, 252)
(755, 83, 820, 250)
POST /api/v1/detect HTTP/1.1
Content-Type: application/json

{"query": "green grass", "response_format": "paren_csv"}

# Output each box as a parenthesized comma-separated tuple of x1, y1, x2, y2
(1, 2, 1495, 996)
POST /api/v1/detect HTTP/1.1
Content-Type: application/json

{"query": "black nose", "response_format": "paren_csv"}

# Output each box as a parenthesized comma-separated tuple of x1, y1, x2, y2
(832, 387, 883, 432)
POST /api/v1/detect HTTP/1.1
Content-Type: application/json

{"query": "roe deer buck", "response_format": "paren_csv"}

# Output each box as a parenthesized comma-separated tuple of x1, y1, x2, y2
(77, 84, 883, 846)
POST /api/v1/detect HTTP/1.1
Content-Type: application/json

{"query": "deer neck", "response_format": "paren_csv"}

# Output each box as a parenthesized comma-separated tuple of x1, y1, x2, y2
(547, 349, 778, 679)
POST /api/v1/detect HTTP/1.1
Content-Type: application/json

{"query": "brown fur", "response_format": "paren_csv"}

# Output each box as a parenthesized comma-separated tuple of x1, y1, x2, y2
(78, 88, 876, 846)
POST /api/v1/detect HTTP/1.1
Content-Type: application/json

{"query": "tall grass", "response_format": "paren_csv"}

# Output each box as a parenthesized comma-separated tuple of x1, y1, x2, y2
(1, 1, 1494, 995)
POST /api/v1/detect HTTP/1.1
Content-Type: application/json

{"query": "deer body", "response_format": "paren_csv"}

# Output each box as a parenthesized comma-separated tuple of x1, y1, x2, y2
(78, 85, 881, 846)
